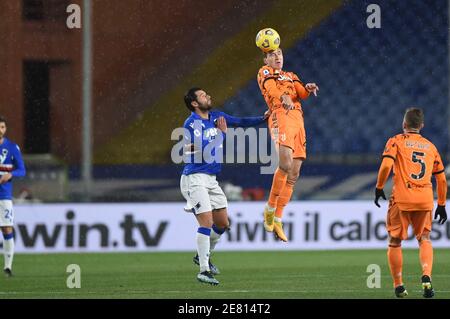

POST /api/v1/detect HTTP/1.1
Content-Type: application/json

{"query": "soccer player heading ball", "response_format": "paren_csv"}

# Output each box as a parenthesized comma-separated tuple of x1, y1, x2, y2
(374, 108, 447, 298)
(255, 28, 281, 53)
(256, 28, 319, 242)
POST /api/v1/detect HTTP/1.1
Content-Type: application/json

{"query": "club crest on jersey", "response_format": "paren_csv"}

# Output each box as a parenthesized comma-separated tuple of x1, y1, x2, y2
(0, 149, 8, 164)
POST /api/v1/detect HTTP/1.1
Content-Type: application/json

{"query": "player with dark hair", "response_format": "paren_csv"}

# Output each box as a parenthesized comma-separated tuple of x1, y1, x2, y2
(0, 115, 26, 277)
(181, 88, 269, 285)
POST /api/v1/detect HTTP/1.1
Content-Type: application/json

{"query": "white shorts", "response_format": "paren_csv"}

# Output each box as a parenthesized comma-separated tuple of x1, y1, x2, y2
(0, 200, 14, 227)
(180, 173, 228, 214)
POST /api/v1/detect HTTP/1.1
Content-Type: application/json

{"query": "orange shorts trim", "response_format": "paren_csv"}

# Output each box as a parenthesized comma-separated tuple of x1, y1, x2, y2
(269, 109, 306, 159)
(386, 200, 432, 240)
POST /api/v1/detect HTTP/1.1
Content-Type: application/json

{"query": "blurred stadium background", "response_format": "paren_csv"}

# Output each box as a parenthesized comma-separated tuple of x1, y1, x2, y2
(1, 0, 449, 203)
(0, 0, 450, 298)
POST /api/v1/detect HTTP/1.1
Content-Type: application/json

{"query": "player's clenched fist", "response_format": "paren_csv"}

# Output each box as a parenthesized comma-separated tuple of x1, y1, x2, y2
(305, 83, 319, 96)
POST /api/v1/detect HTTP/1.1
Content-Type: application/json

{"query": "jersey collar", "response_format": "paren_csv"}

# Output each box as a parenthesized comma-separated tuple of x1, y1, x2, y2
(191, 111, 211, 121)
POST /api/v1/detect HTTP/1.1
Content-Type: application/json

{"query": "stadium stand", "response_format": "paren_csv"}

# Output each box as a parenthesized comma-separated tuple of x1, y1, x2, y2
(69, 0, 449, 202)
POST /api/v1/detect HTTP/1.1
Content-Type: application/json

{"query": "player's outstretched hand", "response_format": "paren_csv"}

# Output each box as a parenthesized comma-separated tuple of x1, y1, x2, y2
(216, 116, 227, 133)
(305, 83, 319, 96)
(434, 205, 447, 224)
(374, 188, 386, 207)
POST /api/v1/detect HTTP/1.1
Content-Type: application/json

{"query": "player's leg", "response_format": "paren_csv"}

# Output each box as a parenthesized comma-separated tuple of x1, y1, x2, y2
(211, 208, 229, 252)
(0, 200, 14, 277)
(264, 145, 292, 232)
(180, 174, 218, 285)
(410, 211, 434, 298)
(264, 111, 293, 232)
(204, 177, 230, 274)
(1, 227, 14, 277)
(273, 158, 302, 242)
(386, 203, 408, 297)
(198, 208, 229, 275)
(275, 158, 302, 219)
(388, 236, 407, 297)
(193, 210, 226, 275)
(195, 211, 218, 285)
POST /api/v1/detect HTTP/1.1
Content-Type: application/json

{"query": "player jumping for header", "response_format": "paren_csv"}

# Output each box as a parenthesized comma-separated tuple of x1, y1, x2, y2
(257, 47, 319, 242)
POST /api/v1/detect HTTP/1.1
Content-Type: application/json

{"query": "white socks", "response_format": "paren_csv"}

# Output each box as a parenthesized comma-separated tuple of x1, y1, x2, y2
(196, 227, 211, 272)
(210, 224, 225, 251)
(3, 233, 14, 270)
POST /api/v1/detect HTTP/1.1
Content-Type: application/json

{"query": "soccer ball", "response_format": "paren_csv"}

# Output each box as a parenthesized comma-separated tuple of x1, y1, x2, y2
(255, 28, 281, 53)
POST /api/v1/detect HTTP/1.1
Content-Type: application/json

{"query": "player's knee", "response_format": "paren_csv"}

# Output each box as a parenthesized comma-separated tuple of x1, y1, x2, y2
(418, 231, 431, 243)
(1, 227, 12, 234)
(221, 221, 231, 230)
(389, 237, 402, 246)
(279, 161, 292, 173)
(214, 220, 230, 230)
(288, 172, 300, 184)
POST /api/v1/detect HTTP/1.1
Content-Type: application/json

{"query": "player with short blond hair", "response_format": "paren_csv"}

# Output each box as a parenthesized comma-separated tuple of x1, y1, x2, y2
(374, 107, 447, 298)
(257, 47, 319, 241)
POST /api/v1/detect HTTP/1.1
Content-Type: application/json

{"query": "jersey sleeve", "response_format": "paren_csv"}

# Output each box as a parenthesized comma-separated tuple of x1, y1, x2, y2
(376, 155, 394, 189)
(257, 67, 285, 102)
(11, 144, 26, 178)
(435, 172, 447, 206)
(220, 112, 265, 128)
(292, 73, 309, 100)
(432, 147, 445, 175)
(381, 137, 398, 161)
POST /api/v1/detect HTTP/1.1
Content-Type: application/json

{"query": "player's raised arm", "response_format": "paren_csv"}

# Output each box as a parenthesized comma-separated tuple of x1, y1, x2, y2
(292, 73, 319, 99)
(219, 112, 266, 128)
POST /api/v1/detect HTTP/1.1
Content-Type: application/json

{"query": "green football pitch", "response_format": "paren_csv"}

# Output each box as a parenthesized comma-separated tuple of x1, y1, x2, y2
(0, 249, 449, 299)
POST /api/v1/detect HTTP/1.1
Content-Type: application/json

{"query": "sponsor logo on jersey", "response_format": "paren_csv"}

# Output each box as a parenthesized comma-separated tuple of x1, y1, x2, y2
(277, 74, 294, 82)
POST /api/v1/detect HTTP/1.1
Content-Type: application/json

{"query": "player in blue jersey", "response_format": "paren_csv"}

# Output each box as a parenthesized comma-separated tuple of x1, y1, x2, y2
(181, 88, 269, 285)
(0, 116, 26, 277)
